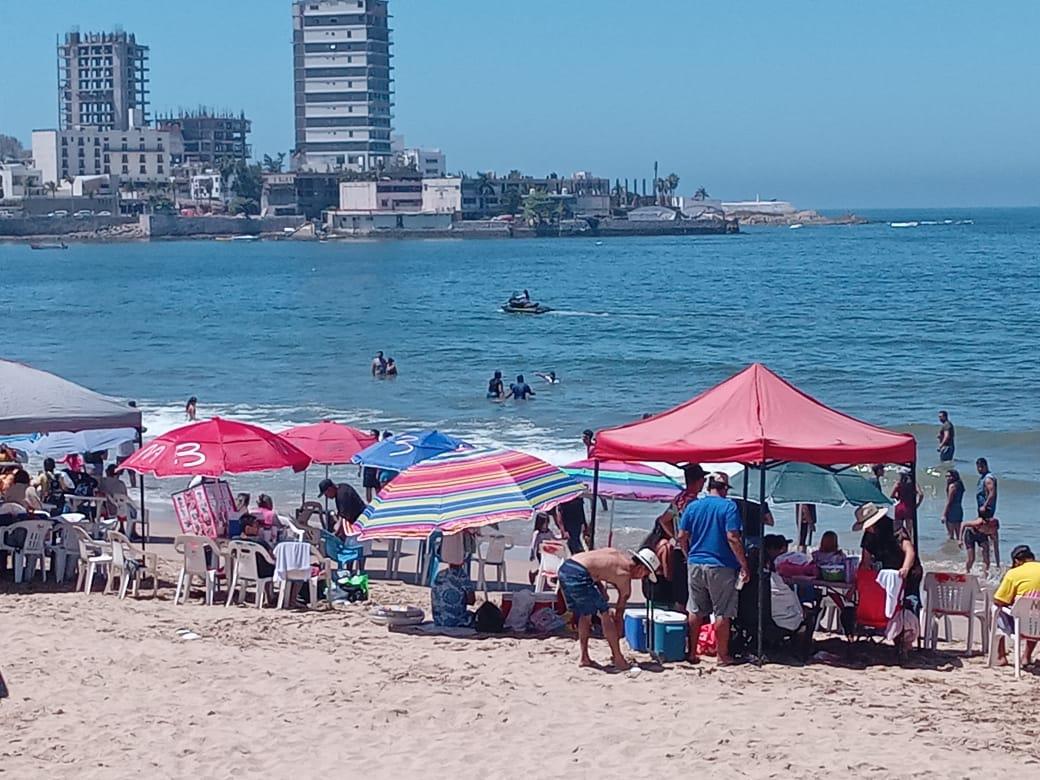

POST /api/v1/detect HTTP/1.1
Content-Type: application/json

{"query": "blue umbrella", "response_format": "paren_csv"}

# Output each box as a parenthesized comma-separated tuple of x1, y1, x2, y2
(350, 430, 470, 473)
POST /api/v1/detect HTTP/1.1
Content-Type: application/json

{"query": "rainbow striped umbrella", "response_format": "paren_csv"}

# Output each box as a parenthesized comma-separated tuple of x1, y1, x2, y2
(562, 459, 682, 502)
(355, 447, 584, 540)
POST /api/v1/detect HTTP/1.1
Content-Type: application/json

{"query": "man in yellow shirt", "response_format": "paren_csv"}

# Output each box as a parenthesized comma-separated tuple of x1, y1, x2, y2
(992, 544, 1040, 666)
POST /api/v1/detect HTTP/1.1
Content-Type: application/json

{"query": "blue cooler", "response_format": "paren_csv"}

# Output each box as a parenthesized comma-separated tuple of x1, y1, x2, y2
(652, 610, 688, 662)
(623, 608, 649, 652)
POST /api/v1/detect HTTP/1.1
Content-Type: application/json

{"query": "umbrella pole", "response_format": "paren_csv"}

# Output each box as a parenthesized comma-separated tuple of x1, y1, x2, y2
(301, 469, 307, 509)
(136, 427, 147, 549)
(756, 463, 768, 666)
(323, 464, 330, 513)
(607, 497, 615, 547)
(589, 461, 601, 549)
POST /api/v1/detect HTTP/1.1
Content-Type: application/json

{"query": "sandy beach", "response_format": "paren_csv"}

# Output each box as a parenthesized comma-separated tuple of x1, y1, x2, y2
(3, 548, 1038, 780)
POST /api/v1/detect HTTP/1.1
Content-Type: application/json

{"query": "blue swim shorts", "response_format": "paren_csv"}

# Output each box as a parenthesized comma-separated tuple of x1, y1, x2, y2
(558, 559, 608, 617)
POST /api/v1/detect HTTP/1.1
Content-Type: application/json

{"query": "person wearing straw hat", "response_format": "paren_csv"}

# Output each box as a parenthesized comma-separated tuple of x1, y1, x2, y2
(558, 547, 660, 671)
(854, 501, 923, 608)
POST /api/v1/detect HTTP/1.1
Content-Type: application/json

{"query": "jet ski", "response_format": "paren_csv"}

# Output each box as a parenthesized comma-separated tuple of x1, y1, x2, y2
(502, 298, 552, 315)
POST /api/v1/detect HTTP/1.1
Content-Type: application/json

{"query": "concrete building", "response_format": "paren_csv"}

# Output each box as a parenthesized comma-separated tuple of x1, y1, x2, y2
(156, 109, 252, 166)
(58, 30, 150, 131)
(460, 172, 611, 219)
(421, 177, 461, 214)
(32, 124, 182, 186)
(338, 178, 421, 211)
(261, 171, 343, 219)
(0, 162, 43, 200)
(326, 210, 450, 234)
(292, 0, 394, 172)
(190, 172, 226, 203)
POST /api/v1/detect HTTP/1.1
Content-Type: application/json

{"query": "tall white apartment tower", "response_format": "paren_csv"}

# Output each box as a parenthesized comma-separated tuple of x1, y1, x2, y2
(292, 0, 393, 172)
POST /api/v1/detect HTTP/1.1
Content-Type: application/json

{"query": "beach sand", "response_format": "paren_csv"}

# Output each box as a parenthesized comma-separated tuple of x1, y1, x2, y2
(2, 551, 1039, 780)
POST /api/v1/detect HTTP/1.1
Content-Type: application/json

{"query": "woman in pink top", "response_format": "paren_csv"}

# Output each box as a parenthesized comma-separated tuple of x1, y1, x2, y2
(253, 494, 279, 543)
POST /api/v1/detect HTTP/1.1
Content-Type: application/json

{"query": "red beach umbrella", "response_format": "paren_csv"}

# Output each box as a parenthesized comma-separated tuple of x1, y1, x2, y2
(117, 417, 312, 478)
(280, 421, 378, 465)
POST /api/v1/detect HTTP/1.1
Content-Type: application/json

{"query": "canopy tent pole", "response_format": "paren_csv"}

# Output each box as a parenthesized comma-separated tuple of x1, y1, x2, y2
(755, 463, 768, 665)
(135, 426, 147, 549)
(589, 461, 601, 548)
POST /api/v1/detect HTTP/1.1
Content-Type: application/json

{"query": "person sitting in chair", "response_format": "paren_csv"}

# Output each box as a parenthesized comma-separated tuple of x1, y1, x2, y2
(992, 544, 1040, 667)
(431, 538, 476, 628)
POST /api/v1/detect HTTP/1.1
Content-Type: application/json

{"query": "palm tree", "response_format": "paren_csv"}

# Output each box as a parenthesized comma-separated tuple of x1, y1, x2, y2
(693, 186, 710, 201)
(44, 181, 57, 198)
(262, 152, 286, 173)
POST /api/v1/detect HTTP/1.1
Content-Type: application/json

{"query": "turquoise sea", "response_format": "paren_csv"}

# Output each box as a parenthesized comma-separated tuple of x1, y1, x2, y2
(2, 207, 1038, 570)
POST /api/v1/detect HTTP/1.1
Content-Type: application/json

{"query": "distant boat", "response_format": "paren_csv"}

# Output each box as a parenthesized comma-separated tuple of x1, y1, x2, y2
(29, 241, 68, 250)
(890, 221, 919, 228)
(789, 224, 803, 229)
(231, 235, 260, 241)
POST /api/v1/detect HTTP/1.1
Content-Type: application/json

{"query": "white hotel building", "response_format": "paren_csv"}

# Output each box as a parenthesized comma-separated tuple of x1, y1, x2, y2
(292, 0, 393, 172)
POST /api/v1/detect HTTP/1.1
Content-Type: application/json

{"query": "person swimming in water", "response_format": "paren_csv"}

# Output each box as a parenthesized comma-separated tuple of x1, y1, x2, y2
(535, 371, 560, 384)
(505, 374, 535, 400)
(385, 357, 398, 377)
(487, 370, 505, 399)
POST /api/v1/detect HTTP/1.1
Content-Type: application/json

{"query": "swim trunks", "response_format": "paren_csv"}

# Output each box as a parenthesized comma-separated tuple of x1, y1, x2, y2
(558, 559, 608, 617)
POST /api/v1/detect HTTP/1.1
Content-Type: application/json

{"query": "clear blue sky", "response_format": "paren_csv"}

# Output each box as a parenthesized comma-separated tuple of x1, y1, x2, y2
(2, 0, 1038, 208)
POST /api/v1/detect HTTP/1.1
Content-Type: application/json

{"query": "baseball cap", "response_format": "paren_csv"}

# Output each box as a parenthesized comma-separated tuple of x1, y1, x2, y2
(708, 471, 731, 490)
(317, 478, 335, 496)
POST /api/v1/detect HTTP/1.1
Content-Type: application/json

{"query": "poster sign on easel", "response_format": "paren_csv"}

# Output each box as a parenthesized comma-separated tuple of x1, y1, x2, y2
(171, 480, 235, 538)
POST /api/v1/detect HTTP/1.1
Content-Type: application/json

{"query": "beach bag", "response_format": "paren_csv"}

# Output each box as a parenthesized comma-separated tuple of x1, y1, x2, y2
(697, 623, 718, 657)
(474, 601, 505, 633)
(504, 590, 536, 631)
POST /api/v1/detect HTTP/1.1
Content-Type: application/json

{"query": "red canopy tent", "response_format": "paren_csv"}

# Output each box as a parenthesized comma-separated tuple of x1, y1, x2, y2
(590, 363, 918, 662)
(593, 363, 916, 465)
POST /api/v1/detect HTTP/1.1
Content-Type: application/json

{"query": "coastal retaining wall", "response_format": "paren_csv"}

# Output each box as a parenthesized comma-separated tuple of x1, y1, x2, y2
(141, 215, 307, 238)
(0, 215, 135, 237)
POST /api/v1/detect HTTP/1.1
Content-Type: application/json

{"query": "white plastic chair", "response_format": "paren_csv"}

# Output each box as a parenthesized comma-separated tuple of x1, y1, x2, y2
(69, 525, 113, 594)
(922, 572, 989, 654)
(988, 596, 1040, 679)
(0, 520, 53, 583)
(106, 530, 159, 599)
(225, 540, 275, 609)
(173, 534, 222, 605)
(476, 533, 513, 593)
(274, 542, 333, 609)
(534, 539, 569, 593)
(49, 520, 86, 584)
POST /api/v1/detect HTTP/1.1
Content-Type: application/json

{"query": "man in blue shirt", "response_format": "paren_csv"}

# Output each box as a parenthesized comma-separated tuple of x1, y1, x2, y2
(678, 471, 750, 665)
(506, 374, 535, 400)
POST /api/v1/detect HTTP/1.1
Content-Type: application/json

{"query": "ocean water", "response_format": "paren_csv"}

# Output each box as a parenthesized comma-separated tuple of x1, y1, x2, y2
(2, 207, 1038, 573)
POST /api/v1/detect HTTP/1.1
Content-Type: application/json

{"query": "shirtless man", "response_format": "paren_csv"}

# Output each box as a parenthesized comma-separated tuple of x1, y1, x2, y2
(557, 547, 660, 670)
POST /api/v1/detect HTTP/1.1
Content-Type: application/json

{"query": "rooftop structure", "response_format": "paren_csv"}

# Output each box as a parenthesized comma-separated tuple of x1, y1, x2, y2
(292, 0, 394, 172)
(58, 29, 150, 131)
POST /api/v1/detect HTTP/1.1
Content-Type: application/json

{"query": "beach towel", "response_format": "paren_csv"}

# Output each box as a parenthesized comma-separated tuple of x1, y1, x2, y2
(274, 541, 312, 583)
(876, 569, 903, 618)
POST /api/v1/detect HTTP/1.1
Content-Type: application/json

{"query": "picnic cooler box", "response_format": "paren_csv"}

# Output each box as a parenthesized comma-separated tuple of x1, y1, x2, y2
(624, 608, 649, 652)
(652, 610, 688, 662)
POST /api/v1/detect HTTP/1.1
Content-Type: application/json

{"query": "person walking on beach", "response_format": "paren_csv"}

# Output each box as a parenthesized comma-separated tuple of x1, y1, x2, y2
(185, 396, 197, 421)
(361, 429, 382, 502)
(582, 429, 595, 457)
(960, 458, 1001, 574)
(556, 495, 589, 555)
(937, 410, 955, 463)
(941, 469, 965, 541)
(557, 547, 660, 670)
(868, 464, 886, 491)
(678, 471, 750, 666)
